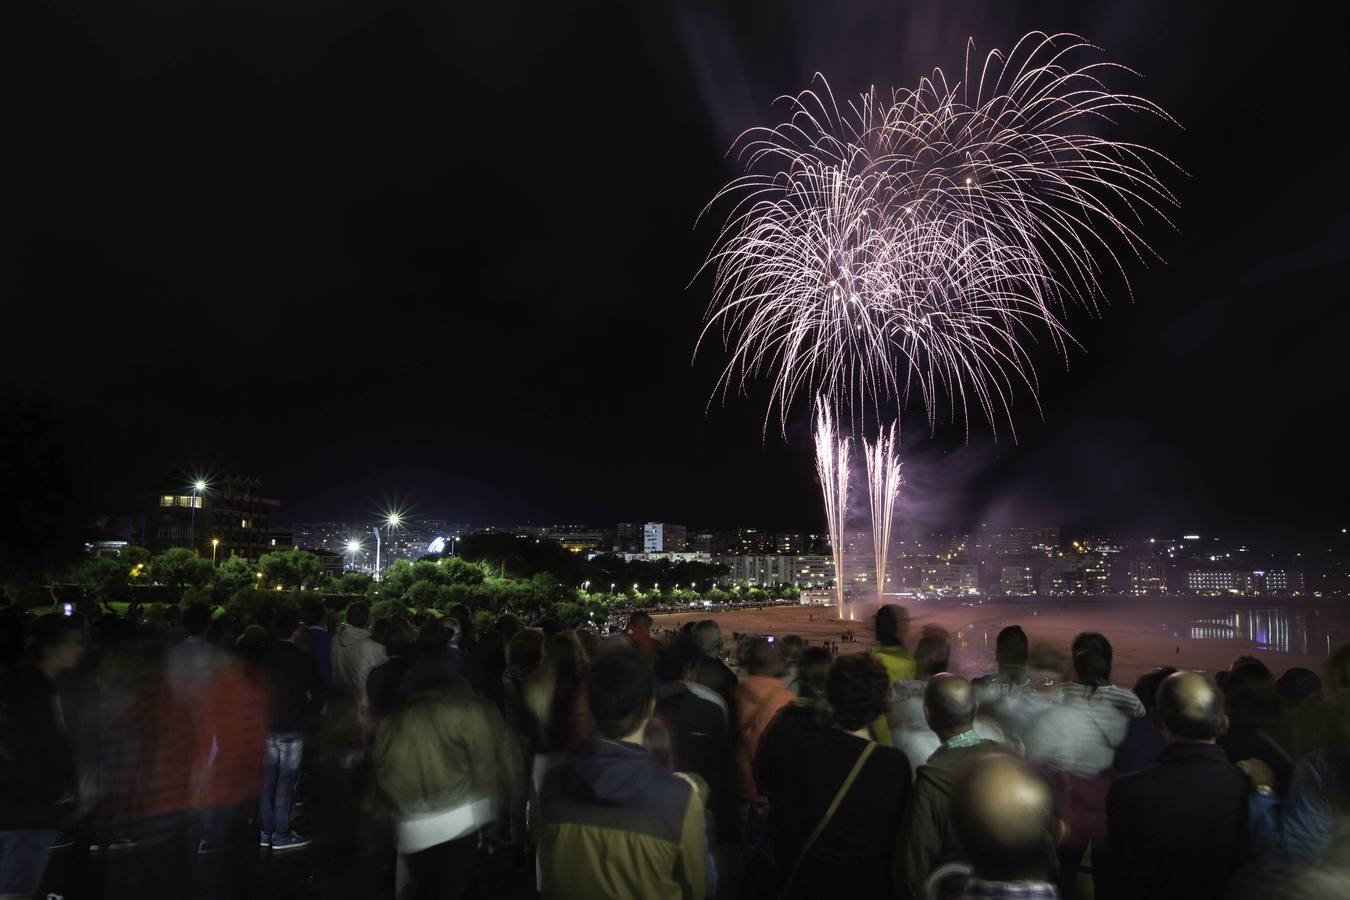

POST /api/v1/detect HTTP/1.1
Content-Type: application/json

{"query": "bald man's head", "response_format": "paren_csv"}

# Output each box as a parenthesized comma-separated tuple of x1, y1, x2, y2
(951, 752, 1059, 882)
(1156, 671, 1227, 741)
(924, 673, 976, 738)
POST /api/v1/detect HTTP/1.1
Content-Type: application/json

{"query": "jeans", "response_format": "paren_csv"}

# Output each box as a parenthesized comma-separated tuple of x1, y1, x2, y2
(260, 732, 304, 835)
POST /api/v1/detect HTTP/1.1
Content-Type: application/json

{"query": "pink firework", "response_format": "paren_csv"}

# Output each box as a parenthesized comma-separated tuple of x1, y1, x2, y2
(699, 32, 1179, 436)
(863, 420, 903, 600)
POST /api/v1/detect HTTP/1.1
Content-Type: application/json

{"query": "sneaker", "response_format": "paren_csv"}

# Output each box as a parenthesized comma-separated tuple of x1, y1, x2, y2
(259, 830, 272, 848)
(270, 831, 311, 851)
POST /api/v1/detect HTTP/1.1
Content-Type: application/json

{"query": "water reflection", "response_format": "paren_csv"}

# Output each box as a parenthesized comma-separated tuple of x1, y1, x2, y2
(1182, 608, 1327, 654)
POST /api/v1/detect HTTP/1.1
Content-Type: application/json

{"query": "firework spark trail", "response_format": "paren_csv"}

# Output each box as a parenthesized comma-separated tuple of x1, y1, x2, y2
(813, 397, 851, 618)
(699, 32, 1179, 436)
(863, 421, 903, 601)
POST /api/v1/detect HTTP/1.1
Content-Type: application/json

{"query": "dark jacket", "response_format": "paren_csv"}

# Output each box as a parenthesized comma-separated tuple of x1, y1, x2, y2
(776, 729, 910, 900)
(0, 663, 76, 829)
(657, 682, 735, 838)
(756, 699, 833, 851)
(897, 738, 1000, 900)
(1107, 741, 1249, 900)
(538, 737, 706, 900)
(694, 654, 739, 714)
(260, 639, 325, 732)
(366, 655, 412, 722)
(302, 625, 332, 686)
(1114, 713, 1166, 774)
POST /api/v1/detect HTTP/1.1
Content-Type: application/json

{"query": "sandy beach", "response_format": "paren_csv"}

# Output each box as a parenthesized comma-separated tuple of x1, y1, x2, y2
(652, 598, 1350, 686)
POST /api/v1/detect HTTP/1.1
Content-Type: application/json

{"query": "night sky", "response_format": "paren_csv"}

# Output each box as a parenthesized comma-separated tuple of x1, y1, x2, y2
(8, 0, 1349, 536)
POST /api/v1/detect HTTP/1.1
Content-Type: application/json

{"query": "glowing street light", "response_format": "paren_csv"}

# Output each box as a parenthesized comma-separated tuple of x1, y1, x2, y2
(345, 539, 363, 572)
(189, 478, 209, 551)
(211, 538, 220, 566)
(373, 511, 405, 581)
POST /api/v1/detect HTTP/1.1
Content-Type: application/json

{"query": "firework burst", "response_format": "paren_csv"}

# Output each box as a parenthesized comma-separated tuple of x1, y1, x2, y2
(699, 32, 1179, 436)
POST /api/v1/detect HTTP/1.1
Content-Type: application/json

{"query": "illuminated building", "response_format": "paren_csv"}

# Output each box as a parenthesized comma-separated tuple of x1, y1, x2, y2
(724, 554, 835, 587)
(144, 476, 278, 560)
(1128, 559, 1167, 594)
(615, 523, 645, 553)
(1186, 569, 1304, 596)
(1000, 565, 1036, 595)
(920, 562, 979, 595)
(643, 523, 687, 553)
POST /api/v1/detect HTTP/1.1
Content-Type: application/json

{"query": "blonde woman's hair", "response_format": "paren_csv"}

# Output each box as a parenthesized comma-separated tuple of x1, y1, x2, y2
(525, 630, 588, 731)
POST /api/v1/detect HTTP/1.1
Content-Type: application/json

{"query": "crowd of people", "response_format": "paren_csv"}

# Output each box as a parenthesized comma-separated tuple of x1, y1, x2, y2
(3, 597, 1350, 899)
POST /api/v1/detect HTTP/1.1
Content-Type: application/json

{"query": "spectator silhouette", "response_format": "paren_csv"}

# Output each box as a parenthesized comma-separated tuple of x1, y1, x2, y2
(537, 647, 708, 899)
(950, 752, 1062, 900)
(1108, 671, 1249, 900)
(898, 674, 1005, 900)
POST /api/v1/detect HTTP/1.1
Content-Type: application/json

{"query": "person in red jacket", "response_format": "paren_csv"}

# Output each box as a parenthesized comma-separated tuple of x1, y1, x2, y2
(625, 612, 663, 657)
(733, 636, 795, 884)
(190, 647, 270, 899)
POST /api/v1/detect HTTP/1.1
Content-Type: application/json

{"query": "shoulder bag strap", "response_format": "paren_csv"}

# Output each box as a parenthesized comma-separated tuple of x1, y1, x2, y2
(780, 740, 876, 897)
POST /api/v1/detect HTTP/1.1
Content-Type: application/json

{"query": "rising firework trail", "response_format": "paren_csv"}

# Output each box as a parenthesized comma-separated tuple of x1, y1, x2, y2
(813, 397, 851, 618)
(699, 32, 1179, 436)
(863, 421, 903, 600)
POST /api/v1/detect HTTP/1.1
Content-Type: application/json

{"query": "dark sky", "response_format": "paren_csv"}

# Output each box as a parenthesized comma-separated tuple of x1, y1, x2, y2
(8, 0, 1349, 536)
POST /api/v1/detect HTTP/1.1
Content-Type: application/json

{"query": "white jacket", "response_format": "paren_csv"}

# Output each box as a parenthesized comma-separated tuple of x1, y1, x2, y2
(330, 624, 389, 700)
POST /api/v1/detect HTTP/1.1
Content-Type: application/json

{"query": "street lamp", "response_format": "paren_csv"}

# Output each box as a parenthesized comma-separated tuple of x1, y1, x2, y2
(211, 538, 220, 566)
(189, 479, 208, 552)
(373, 512, 403, 581)
(345, 539, 363, 572)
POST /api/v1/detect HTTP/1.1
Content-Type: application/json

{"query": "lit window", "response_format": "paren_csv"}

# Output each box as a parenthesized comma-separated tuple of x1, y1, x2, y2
(161, 495, 175, 507)
(241, 519, 249, 529)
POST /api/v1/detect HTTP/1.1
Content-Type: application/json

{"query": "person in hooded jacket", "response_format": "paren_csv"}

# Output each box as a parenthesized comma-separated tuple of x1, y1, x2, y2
(537, 647, 708, 900)
(330, 601, 388, 727)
